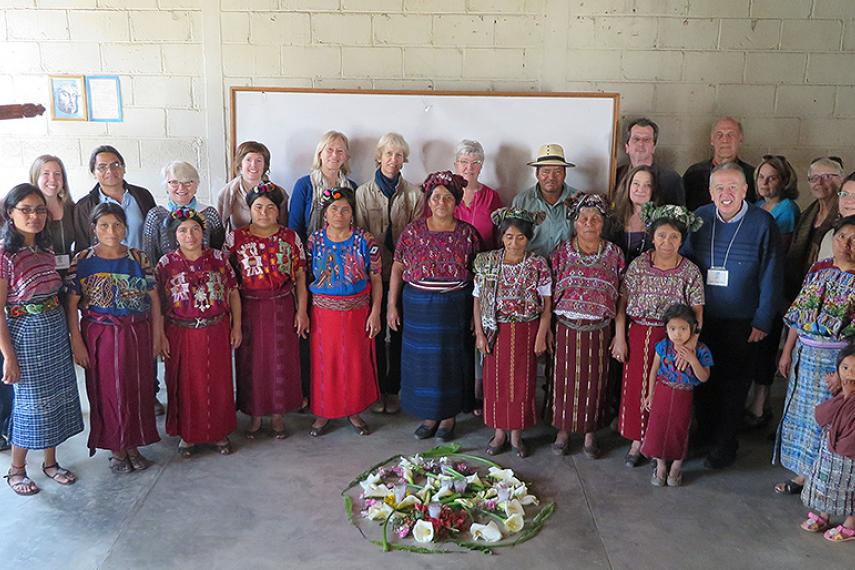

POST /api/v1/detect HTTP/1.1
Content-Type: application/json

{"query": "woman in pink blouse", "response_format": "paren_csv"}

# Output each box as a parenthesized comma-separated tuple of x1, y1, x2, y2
(473, 208, 551, 458)
(549, 193, 625, 458)
(453, 140, 504, 250)
(388, 171, 480, 441)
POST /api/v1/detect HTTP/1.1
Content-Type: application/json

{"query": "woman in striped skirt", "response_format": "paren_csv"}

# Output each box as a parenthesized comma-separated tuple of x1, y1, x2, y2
(1, 184, 83, 495)
(473, 208, 551, 458)
(549, 193, 624, 458)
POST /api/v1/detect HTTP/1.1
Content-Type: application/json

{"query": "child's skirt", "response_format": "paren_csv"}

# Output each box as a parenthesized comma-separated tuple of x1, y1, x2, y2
(483, 320, 539, 431)
(801, 428, 855, 517)
(640, 378, 694, 461)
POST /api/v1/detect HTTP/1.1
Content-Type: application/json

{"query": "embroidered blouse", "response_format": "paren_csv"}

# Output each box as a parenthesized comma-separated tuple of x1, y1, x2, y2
(784, 258, 855, 341)
(655, 338, 714, 387)
(223, 226, 305, 293)
(394, 218, 480, 287)
(473, 249, 552, 322)
(306, 227, 381, 297)
(550, 239, 625, 321)
(65, 247, 155, 316)
(0, 247, 62, 304)
(142, 204, 226, 268)
(156, 248, 237, 320)
(621, 251, 705, 325)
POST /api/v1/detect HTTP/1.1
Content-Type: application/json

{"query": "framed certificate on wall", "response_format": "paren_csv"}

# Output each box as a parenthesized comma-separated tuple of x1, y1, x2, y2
(86, 75, 123, 122)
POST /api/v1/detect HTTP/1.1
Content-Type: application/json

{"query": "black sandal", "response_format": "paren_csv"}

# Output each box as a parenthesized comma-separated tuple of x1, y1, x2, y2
(216, 439, 233, 455)
(775, 480, 804, 495)
(126, 453, 152, 471)
(109, 456, 133, 473)
(309, 421, 329, 437)
(42, 462, 77, 485)
(177, 445, 195, 459)
(485, 436, 508, 456)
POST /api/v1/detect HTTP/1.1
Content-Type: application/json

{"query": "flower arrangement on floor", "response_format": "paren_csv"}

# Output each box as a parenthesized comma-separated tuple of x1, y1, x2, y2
(342, 444, 555, 554)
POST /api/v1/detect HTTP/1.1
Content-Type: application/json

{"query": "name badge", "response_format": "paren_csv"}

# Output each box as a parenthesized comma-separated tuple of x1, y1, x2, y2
(55, 254, 71, 270)
(707, 267, 728, 287)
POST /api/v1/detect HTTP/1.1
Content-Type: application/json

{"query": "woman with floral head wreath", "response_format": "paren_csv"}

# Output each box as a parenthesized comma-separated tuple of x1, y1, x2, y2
(223, 183, 309, 440)
(473, 208, 551, 458)
(156, 207, 241, 457)
(305, 187, 381, 437)
(66, 202, 162, 473)
(216, 141, 289, 232)
(611, 204, 705, 467)
(548, 193, 625, 458)
(387, 170, 480, 441)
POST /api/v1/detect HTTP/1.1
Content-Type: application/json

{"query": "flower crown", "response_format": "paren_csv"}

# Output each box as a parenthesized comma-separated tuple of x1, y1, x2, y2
(422, 170, 468, 195)
(319, 187, 353, 207)
(564, 192, 609, 220)
(253, 181, 276, 194)
(490, 207, 545, 227)
(640, 203, 703, 233)
(168, 206, 206, 229)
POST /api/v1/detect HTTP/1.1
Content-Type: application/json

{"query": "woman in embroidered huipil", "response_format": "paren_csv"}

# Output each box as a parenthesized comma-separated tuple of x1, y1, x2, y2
(223, 183, 309, 440)
(611, 204, 705, 468)
(388, 171, 480, 441)
(156, 208, 241, 457)
(1, 184, 83, 496)
(67, 203, 161, 473)
(306, 187, 381, 437)
(473, 208, 551, 458)
(774, 215, 855, 495)
(549, 193, 625, 458)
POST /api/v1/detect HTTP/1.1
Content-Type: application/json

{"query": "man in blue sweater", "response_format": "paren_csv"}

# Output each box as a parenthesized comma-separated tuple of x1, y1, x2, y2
(685, 162, 782, 469)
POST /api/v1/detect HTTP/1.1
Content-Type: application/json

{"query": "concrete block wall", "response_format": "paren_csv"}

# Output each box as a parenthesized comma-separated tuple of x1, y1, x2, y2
(1, 0, 854, 204)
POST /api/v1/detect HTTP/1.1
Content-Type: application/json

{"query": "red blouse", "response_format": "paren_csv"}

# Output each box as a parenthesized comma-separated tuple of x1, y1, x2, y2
(394, 218, 480, 285)
(156, 248, 237, 320)
(223, 226, 305, 293)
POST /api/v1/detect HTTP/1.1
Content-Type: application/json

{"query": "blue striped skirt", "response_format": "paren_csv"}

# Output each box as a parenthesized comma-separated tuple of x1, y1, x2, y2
(400, 285, 473, 420)
(9, 308, 83, 449)
(773, 338, 837, 476)
(801, 429, 855, 517)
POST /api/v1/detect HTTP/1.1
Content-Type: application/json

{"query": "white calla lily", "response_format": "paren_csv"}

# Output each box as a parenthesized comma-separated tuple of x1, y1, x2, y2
(432, 486, 453, 501)
(483, 487, 498, 499)
(365, 502, 393, 521)
(487, 467, 521, 485)
(412, 519, 435, 543)
(504, 498, 525, 518)
(519, 494, 539, 506)
(470, 520, 503, 542)
(397, 495, 421, 509)
(465, 473, 484, 487)
(513, 483, 528, 498)
(504, 513, 524, 534)
(453, 498, 474, 509)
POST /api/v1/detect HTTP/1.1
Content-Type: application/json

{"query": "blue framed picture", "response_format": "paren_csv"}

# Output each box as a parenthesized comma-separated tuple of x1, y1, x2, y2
(49, 75, 87, 121)
(86, 75, 123, 122)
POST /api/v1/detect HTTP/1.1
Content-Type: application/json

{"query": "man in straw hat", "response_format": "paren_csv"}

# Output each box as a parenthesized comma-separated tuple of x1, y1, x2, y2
(511, 144, 579, 257)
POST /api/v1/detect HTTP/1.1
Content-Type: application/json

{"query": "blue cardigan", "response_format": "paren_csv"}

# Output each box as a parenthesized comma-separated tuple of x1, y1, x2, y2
(683, 203, 783, 333)
(288, 174, 358, 241)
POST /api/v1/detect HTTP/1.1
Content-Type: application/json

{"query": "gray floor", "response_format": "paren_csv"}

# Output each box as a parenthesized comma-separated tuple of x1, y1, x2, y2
(1, 373, 852, 570)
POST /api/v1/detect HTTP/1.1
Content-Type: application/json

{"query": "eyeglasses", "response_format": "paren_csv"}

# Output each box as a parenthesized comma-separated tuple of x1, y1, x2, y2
(13, 206, 48, 216)
(167, 180, 197, 188)
(839, 191, 854, 199)
(455, 159, 482, 167)
(95, 161, 123, 173)
(808, 173, 842, 184)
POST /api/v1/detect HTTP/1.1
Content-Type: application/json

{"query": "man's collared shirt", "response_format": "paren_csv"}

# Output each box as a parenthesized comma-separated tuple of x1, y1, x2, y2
(511, 182, 577, 258)
(99, 186, 145, 250)
(715, 200, 748, 224)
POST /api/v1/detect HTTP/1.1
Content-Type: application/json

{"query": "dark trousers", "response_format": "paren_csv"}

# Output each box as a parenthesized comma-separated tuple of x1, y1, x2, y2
(377, 284, 402, 395)
(0, 380, 11, 439)
(695, 318, 757, 459)
(753, 314, 784, 387)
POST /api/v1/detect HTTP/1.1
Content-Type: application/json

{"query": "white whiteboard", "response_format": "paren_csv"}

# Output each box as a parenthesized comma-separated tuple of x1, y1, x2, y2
(232, 89, 619, 203)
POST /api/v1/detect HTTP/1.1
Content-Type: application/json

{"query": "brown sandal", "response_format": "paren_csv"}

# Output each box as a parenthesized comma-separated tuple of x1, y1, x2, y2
(109, 456, 133, 474)
(5, 465, 40, 496)
(41, 462, 77, 485)
(126, 453, 153, 471)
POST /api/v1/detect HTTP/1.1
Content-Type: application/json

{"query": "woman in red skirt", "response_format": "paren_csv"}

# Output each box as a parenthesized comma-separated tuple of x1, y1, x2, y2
(473, 208, 552, 458)
(549, 193, 624, 459)
(223, 183, 309, 439)
(306, 187, 381, 436)
(641, 304, 713, 487)
(156, 207, 241, 457)
(611, 204, 705, 467)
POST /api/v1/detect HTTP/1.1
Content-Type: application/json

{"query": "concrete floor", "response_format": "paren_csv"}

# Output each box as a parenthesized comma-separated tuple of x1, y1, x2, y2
(1, 373, 852, 570)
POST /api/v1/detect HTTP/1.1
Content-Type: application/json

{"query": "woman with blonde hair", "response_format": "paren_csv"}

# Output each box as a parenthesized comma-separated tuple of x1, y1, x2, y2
(217, 141, 289, 232)
(289, 130, 358, 242)
(29, 155, 75, 271)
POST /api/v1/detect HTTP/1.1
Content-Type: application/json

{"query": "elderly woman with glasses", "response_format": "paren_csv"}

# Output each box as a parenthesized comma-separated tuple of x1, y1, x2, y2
(452, 140, 504, 250)
(142, 161, 225, 267)
(388, 171, 480, 441)
(818, 172, 855, 261)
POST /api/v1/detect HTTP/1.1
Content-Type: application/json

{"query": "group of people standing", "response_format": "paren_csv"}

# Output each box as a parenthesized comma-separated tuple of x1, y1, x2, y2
(0, 120, 853, 544)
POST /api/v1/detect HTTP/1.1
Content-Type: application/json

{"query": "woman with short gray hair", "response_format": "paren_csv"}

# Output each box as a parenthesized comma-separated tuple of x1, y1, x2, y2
(142, 161, 225, 266)
(453, 140, 503, 250)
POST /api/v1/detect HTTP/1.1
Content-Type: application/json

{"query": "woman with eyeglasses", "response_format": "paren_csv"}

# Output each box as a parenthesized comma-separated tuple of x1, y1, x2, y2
(817, 172, 855, 260)
(785, 157, 843, 304)
(744, 155, 802, 429)
(73, 145, 156, 252)
(1, 184, 83, 495)
(142, 161, 225, 267)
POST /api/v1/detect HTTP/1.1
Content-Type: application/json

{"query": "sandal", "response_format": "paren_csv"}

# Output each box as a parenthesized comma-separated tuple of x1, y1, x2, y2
(41, 462, 77, 485)
(551, 440, 569, 456)
(824, 525, 855, 542)
(511, 439, 528, 459)
(485, 436, 508, 456)
(177, 444, 195, 459)
(244, 426, 264, 440)
(349, 418, 370, 436)
(126, 453, 153, 471)
(309, 421, 329, 438)
(109, 456, 133, 474)
(216, 439, 233, 455)
(5, 465, 40, 496)
(801, 512, 831, 533)
(774, 480, 804, 495)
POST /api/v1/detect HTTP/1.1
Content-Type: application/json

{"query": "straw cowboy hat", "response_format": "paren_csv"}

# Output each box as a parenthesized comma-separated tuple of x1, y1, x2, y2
(527, 144, 575, 168)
